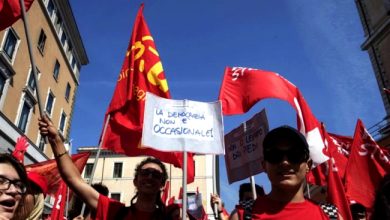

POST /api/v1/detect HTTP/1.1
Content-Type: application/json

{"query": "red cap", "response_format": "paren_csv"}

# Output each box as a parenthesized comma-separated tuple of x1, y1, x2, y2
(27, 171, 48, 195)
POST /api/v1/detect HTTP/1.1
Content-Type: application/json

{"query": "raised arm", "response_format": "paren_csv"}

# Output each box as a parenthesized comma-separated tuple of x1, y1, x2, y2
(38, 116, 100, 210)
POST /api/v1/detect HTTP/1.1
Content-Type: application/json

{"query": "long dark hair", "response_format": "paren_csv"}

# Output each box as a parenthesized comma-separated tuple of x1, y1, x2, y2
(129, 157, 168, 219)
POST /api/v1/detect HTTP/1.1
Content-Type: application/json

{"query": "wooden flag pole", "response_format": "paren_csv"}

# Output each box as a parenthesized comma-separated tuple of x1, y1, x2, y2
(182, 151, 187, 220)
(80, 115, 110, 216)
(212, 154, 219, 219)
(19, 0, 45, 118)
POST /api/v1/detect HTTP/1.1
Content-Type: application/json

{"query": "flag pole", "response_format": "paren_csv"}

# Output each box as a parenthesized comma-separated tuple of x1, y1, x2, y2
(19, 0, 45, 118)
(182, 151, 187, 220)
(249, 176, 257, 200)
(242, 121, 258, 200)
(80, 115, 110, 216)
(212, 154, 219, 219)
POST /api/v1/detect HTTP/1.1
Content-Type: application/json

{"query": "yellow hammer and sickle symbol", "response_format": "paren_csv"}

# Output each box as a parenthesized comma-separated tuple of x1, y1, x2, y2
(147, 61, 169, 93)
(130, 41, 145, 60)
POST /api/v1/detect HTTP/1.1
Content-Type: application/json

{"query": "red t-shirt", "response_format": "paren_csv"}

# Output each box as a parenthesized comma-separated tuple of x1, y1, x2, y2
(249, 196, 330, 220)
(94, 195, 155, 220)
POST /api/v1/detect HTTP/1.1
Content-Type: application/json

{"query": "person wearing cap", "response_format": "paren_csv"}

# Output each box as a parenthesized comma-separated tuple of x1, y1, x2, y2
(250, 125, 329, 219)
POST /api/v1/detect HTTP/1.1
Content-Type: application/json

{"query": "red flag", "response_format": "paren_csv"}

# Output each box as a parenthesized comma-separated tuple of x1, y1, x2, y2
(345, 119, 390, 209)
(218, 67, 328, 165)
(101, 4, 194, 183)
(50, 180, 67, 220)
(0, 0, 34, 31)
(25, 152, 90, 195)
(161, 180, 170, 205)
(327, 157, 353, 220)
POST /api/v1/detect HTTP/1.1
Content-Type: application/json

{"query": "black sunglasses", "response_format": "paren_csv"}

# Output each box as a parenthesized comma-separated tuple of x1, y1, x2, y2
(264, 148, 309, 164)
(139, 168, 163, 180)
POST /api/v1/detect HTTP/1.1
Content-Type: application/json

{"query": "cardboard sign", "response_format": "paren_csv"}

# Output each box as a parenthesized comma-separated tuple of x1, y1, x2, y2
(142, 92, 225, 154)
(224, 109, 269, 183)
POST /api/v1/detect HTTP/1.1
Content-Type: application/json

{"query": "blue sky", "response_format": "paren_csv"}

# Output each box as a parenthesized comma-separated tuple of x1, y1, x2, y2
(69, 0, 385, 212)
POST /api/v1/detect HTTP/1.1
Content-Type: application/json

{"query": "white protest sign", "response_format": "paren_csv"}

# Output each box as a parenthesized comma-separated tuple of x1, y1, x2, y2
(224, 109, 269, 184)
(142, 92, 225, 154)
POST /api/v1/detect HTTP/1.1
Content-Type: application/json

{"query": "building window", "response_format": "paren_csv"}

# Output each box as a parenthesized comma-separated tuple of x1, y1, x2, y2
(59, 111, 66, 133)
(2, 29, 19, 61)
(37, 30, 47, 54)
(47, 0, 55, 17)
(84, 163, 93, 178)
(65, 83, 71, 101)
(110, 193, 121, 202)
(53, 60, 60, 80)
(113, 162, 122, 178)
(38, 135, 45, 151)
(0, 74, 6, 99)
(27, 67, 40, 95)
(17, 96, 34, 133)
(55, 15, 62, 34)
(45, 91, 55, 116)
(60, 32, 67, 47)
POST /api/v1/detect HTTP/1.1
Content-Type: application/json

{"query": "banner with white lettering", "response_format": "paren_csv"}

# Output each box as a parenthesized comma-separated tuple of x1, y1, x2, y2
(224, 109, 269, 184)
(142, 92, 225, 154)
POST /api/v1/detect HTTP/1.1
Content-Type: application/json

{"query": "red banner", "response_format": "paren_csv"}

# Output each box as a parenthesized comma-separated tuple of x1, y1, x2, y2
(218, 67, 328, 166)
(345, 119, 390, 209)
(100, 4, 194, 183)
(0, 0, 35, 31)
(25, 152, 90, 195)
(50, 180, 67, 220)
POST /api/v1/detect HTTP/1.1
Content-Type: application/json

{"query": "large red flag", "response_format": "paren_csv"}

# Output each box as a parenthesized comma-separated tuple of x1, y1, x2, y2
(320, 124, 352, 220)
(327, 157, 353, 220)
(0, 0, 34, 31)
(100, 4, 194, 183)
(218, 66, 328, 165)
(50, 180, 67, 220)
(25, 152, 90, 195)
(345, 119, 390, 209)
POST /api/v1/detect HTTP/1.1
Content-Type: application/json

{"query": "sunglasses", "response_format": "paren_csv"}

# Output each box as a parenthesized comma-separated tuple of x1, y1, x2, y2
(264, 148, 309, 164)
(139, 168, 164, 180)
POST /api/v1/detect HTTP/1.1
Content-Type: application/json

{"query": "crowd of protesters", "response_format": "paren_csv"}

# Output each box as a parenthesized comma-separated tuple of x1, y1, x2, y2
(0, 116, 388, 219)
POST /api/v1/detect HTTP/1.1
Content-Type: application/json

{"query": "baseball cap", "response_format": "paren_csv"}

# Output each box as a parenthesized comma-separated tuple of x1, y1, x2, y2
(263, 125, 310, 164)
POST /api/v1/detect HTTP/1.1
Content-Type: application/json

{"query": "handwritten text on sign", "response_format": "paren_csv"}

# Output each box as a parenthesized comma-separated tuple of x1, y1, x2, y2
(152, 108, 214, 140)
(142, 92, 224, 154)
(224, 109, 269, 183)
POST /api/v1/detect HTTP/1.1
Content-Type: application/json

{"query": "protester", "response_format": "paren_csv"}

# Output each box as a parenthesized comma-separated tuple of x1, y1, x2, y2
(38, 115, 168, 220)
(211, 183, 264, 220)
(0, 153, 28, 219)
(370, 173, 390, 220)
(250, 125, 329, 219)
(350, 203, 366, 220)
(69, 183, 109, 220)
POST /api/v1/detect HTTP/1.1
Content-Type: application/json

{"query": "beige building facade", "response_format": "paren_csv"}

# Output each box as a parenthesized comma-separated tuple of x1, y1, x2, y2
(78, 147, 219, 219)
(355, 0, 390, 145)
(0, 0, 88, 162)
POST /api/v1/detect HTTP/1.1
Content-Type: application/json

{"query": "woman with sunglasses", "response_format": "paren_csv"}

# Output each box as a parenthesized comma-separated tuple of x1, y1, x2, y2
(0, 153, 28, 219)
(249, 125, 330, 220)
(38, 116, 168, 220)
